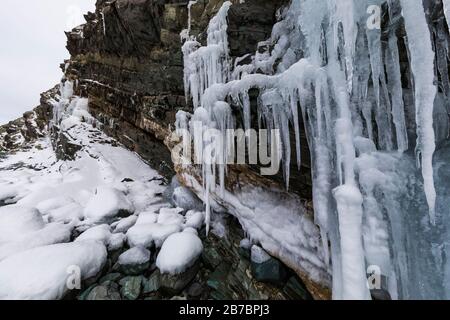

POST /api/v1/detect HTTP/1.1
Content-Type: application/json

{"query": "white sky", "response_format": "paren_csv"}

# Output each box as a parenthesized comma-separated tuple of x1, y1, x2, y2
(0, 0, 96, 124)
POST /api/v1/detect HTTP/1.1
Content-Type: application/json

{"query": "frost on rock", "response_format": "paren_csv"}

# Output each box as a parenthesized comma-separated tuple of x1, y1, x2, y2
(177, 0, 449, 299)
(156, 232, 203, 275)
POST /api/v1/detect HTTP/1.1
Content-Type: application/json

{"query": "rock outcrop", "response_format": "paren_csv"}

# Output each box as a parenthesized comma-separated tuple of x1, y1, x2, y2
(0, 87, 55, 153)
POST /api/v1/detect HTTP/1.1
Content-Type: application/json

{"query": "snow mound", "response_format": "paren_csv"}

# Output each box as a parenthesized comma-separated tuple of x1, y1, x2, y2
(136, 212, 158, 225)
(47, 203, 84, 224)
(0, 223, 73, 261)
(84, 186, 134, 223)
(157, 207, 185, 225)
(0, 241, 107, 300)
(184, 210, 205, 230)
(118, 246, 151, 266)
(156, 232, 203, 275)
(0, 206, 45, 243)
(113, 215, 138, 234)
(127, 223, 182, 248)
(75, 224, 125, 251)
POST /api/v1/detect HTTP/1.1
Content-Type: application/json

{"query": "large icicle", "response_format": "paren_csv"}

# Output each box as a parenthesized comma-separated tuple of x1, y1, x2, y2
(182, 1, 232, 109)
(400, 0, 437, 224)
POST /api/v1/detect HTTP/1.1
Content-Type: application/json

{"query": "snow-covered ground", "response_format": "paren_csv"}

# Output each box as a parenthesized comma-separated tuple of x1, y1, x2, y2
(0, 118, 206, 299)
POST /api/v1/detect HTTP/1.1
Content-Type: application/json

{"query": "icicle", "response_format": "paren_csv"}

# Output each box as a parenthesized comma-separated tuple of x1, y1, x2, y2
(367, 23, 393, 150)
(182, 2, 232, 109)
(213, 101, 234, 195)
(329, 0, 356, 90)
(400, 0, 437, 224)
(386, 35, 408, 152)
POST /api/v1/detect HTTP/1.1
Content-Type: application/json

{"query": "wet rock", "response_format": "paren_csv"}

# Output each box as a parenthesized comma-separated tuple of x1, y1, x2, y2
(283, 277, 313, 300)
(202, 246, 222, 270)
(78, 284, 97, 300)
(119, 276, 143, 300)
(251, 246, 287, 286)
(86, 282, 121, 300)
(187, 282, 204, 298)
(251, 259, 288, 287)
(207, 263, 233, 300)
(118, 246, 151, 275)
(160, 261, 200, 295)
(99, 273, 122, 284)
(371, 289, 392, 300)
(143, 271, 161, 294)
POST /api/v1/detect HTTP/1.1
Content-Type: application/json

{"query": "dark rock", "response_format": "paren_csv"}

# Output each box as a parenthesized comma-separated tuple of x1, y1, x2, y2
(86, 283, 122, 300)
(160, 261, 200, 295)
(283, 277, 313, 300)
(120, 262, 150, 276)
(78, 284, 97, 301)
(371, 289, 392, 301)
(202, 246, 222, 270)
(187, 282, 204, 298)
(251, 257, 288, 287)
(143, 271, 161, 294)
(119, 276, 143, 300)
(99, 273, 122, 284)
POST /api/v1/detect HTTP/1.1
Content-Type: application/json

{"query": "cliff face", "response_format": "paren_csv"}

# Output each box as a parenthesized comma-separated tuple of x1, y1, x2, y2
(63, 0, 303, 182)
(58, 0, 328, 297)
(2, 0, 450, 301)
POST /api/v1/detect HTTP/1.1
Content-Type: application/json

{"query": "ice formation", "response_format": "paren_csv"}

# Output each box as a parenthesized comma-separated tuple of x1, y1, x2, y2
(178, 0, 450, 299)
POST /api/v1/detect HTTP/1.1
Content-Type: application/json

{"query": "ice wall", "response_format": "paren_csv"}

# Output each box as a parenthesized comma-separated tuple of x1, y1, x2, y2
(179, 0, 450, 299)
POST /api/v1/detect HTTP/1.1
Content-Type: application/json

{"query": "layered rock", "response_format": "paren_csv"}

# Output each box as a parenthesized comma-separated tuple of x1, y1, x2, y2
(0, 87, 55, 153)
(52, 0, 328, 298)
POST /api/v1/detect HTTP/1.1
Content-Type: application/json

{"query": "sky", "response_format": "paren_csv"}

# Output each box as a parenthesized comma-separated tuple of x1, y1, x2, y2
(0, 0, 96, 124)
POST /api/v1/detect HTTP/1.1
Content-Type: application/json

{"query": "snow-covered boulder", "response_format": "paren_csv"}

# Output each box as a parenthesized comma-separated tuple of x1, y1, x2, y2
(0, 206, 45, 243)
(156, 232, 203, 275)
(118, 246, 151, 275)
(75, 224, 126, 251)
(119, 246, 151, 266)
(0, 223, 73, 261)
(157, 207, 185, 225)
(135, 212, 158, 225)
(127, 223, 182, 248)
(184, 210, 205, 230)
(0, 241, 107, 300)
(113, 215, 138, 234)
(84, 187, 134, 223)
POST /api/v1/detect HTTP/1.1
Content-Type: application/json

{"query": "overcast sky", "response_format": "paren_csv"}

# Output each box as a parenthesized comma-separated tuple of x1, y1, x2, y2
(0, 0, 96, 124)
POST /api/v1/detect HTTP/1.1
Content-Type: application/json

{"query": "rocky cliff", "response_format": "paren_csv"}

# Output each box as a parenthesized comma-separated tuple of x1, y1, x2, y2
(56, 0, 329, 298)
(0, 0, 328, 299)
(7, 0, 450, 300)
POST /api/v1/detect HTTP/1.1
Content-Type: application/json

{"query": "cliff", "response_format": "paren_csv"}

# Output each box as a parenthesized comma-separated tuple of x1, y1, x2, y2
(58, 0, 329, 298)
(3, 0, 450, 300)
